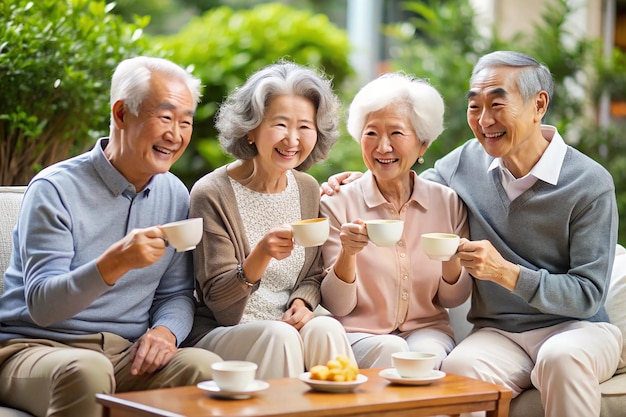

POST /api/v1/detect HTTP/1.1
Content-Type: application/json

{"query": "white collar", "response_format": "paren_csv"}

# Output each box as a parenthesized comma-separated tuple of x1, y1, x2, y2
(487, 125, 566, 185)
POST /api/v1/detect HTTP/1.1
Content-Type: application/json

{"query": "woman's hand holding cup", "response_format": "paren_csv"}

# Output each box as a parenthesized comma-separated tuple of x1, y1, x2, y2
(260, 225, 294, 261)
(339, 219, 369, 256)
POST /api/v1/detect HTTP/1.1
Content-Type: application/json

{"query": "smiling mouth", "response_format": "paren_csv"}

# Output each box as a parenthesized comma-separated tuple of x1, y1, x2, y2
(377, 158, 398, 164)
(154, 145, 175, 155)
(484, 132, 505, 139)
(277, 149, 298, 157)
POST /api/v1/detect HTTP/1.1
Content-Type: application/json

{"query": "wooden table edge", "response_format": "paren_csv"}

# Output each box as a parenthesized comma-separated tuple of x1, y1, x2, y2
(96, 370, 514, 417)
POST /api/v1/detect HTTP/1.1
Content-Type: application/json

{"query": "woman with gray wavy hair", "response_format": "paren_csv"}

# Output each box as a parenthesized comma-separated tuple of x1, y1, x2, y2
(320, 72, 471, 371)
(216, 60, 339, 171)
(183, 61, 355, 379)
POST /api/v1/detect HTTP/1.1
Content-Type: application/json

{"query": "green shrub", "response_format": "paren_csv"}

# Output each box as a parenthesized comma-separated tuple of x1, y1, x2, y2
(0, 0, 155, 185)
(154, 3, 354, 186)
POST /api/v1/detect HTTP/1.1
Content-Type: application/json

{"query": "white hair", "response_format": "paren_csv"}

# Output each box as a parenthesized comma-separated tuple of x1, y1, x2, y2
(347, 72, 444, 146)
(109, 56, 202, 128)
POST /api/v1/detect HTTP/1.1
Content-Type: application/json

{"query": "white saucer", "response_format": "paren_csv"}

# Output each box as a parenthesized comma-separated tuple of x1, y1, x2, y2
(298, 372, 368, 393)
(378, 368, 446, 386)
(196, 380, 269, 399)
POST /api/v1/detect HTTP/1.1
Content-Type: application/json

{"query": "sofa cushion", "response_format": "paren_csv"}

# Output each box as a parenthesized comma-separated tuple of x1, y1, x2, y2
(600, 373, 626, 416)
(0, 407, 33, 417)
(606, 244, 626, 373)
(510, 373, 626, 417)
(0, 187, 26, 295)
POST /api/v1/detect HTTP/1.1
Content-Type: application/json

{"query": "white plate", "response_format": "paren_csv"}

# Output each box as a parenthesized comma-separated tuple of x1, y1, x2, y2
(378, 368, 446, 386)
(196, 380, 269, 399)
(298, 372, 368, 393)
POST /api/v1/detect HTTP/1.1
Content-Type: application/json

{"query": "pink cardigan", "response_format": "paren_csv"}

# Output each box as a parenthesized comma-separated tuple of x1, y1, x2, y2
(320, 170, 471, 338)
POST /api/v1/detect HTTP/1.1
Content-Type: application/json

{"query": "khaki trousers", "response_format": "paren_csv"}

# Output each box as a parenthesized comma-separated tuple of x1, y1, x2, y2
(441, 321, 622, 417)
(195, 315, 355, 379)
(0, 333, 221, 417)
(348, 327, 456, 369)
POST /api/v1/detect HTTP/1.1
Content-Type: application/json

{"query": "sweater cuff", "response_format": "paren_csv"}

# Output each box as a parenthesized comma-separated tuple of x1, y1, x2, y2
(512, 265, 541, 301)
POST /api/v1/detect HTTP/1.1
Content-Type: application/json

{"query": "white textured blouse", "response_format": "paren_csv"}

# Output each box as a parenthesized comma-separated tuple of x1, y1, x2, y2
(229, 170, 305, 322)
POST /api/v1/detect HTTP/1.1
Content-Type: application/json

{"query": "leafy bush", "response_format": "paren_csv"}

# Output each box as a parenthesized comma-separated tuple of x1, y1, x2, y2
(0, 0, 154, 185)
(154, 2, 354, 186)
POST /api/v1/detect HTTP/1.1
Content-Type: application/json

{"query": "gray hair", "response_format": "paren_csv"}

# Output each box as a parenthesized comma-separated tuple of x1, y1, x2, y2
(215, 61, 340, 171)
(110, 56, 202, 128)
(347, 72, 444, 147)
(471, 51, 554, 102)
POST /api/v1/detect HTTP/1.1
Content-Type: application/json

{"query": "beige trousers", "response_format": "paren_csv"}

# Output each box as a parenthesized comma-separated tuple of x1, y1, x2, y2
(0, 333, 222, 417)
(348, 327, 456, 369)
(441, 321, 622, 417)
(194, 315, 355, 379)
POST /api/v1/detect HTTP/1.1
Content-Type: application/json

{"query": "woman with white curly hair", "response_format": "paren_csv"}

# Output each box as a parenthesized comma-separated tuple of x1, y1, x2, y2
(320, 72, 471, 370)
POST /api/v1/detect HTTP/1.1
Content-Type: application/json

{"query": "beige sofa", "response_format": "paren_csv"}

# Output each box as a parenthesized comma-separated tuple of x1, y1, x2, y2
(2, 184, 626, 416)
(0, 186, 33, 417)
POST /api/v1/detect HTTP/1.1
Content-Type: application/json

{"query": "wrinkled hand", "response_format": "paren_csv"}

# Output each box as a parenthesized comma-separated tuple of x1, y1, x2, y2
(121, 227, 168, 267)
(320, 171, 363, 196)
(340, 219, 369, 256)
(129, 326, 178, 376)
(282, 299, 314, 330)
(457, 239, 519, 290)
(259, 225, 294, 261)
(97, 226, 168, 285)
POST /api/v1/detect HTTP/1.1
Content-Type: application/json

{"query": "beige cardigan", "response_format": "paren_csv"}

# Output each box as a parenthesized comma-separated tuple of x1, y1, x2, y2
(183, 165, 324, 346)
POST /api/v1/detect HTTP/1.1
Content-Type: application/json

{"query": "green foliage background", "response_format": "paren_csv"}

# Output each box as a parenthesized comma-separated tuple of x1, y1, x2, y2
(0, 0, 155, 185)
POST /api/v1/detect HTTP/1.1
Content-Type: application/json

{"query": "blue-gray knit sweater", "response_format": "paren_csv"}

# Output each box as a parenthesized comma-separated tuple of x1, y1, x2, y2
(0, 138, 195, 344)
(422, 135, 618, 332)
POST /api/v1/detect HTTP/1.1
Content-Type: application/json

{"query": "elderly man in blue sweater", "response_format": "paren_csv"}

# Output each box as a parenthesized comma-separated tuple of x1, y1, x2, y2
(323, 51, 622, 417)
(0, 56, 221, 417)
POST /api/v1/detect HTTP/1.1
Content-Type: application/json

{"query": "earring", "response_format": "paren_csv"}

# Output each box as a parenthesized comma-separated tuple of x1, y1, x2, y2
(417, 156, 424, 164)
(247, 137, 253, 145)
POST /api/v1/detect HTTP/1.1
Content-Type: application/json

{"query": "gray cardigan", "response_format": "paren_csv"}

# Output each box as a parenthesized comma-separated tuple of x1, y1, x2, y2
(422, 134, 618, 332)
(183, 165, 324, 346)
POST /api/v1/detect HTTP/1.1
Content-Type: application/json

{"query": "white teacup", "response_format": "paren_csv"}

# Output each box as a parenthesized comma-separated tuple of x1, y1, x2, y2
(364, 219, 404, 247)
(391, 351, 437, 378)
(291, 218, 329, 247)
(421, 232, 460, 261)
(161, 217, 203, 252)
(211, 360, 258, 391)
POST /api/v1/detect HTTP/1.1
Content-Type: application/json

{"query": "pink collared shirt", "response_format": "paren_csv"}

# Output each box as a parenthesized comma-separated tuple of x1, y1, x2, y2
(320, 170, 471, 337)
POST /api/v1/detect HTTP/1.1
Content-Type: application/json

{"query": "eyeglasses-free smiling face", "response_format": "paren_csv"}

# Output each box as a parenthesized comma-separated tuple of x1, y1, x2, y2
(248, 94, 318, 175)
(466, 66, 546, 171)
(360, 102, 427, 185)
(111, 71, 195, 191)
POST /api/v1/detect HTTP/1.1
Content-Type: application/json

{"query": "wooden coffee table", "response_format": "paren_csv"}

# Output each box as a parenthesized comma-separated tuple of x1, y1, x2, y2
(97, 368, 511, 417)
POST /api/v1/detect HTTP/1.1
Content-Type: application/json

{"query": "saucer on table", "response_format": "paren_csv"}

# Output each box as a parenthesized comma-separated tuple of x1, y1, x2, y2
(298, 372, 368, 393)
(196, 380, 269, 399)
(378, 368, 446, 386)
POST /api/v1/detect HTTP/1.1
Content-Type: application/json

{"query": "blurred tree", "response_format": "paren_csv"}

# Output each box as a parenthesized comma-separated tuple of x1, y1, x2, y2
(108, 0, 196, 35)
(109, 0, 347, 35)
(576, 46, 626, 241)
(0, 0, 155, 185)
